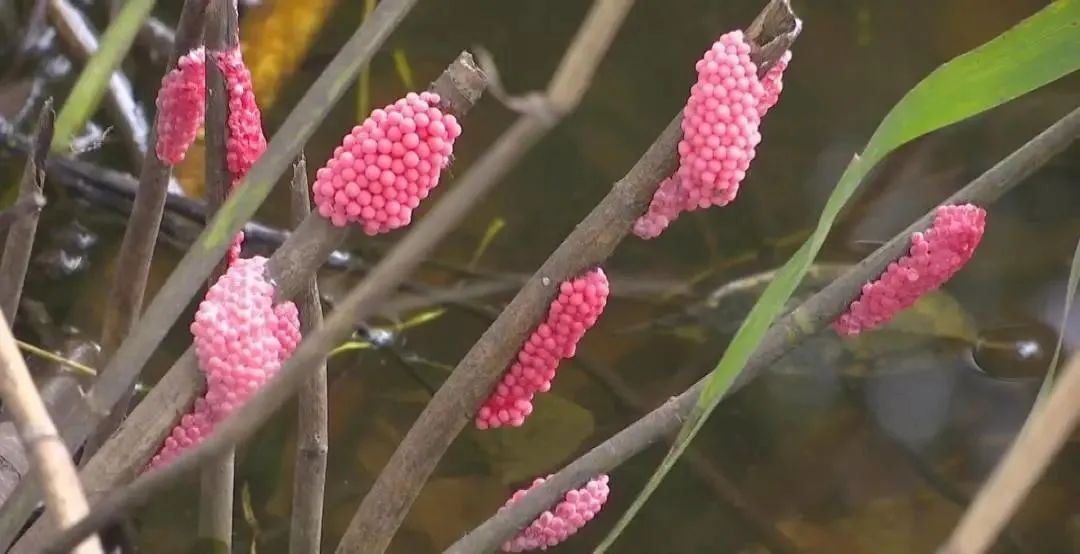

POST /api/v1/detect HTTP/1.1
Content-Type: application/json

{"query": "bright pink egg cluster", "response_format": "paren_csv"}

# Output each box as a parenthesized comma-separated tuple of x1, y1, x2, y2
(833, 204, 987, 336)
(215, 48, 267, 188)
(634, 31, 791, 239)
(149, 256, 300, 469)
(214, 48, 267, 262)
(476, 269, 609, 430)
(312, 91, 463, 234)
(501, 474, 611, 552)
(154, 47, 206, 165)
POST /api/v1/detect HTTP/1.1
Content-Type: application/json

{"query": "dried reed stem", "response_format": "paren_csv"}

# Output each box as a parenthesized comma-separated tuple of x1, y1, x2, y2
(0, 313, 103, 554)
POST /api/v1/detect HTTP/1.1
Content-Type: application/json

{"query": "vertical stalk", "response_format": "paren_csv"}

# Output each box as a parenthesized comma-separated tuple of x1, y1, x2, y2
(198, 0, 240, 550)
(287, 157, 329, 554)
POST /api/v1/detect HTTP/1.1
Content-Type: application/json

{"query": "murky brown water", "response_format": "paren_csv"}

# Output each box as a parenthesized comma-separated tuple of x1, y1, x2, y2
(2, 0, 1079, 552)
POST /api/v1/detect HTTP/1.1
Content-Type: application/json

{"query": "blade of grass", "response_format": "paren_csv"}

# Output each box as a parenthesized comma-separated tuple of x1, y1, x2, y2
(1037, 236, 1080, 404)
(14, 341, 97, 377)
(468, 217, 506, 269)
(51, 0, 155, 151)
(598, 1, 1080, 548)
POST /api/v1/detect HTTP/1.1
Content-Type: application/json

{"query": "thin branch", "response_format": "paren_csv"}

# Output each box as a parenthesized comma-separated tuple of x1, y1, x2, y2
(84, 0, 208, 460)
(46, 0, 149, 165)
(447, 105, 1080, 553)
(938, 350, 1080, 554)
(336, 2, 636, 552)
(287, 156, 330, 554)
(0, 99, 53, 320)
(0, 313, 103, 554)
(22, 50, 487, 554)
(197, 0, 238, 548)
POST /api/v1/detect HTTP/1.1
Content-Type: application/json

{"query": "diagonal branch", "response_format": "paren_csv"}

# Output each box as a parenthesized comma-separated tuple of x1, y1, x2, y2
(334, 1, 638, 552)
(85, 0, 208, 460)
(43, 0, 632, 539)
(447, 105, 1080, 553)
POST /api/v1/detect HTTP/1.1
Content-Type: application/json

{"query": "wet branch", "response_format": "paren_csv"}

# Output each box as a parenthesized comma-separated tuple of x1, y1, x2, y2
(288, 156, 330, 554)
(336, 1, 638, 552)
(939, 350, 1080, 554)
(0, 314, 103, 554)
(0, 99, 53, 320)
(447, 104, 1080, 553)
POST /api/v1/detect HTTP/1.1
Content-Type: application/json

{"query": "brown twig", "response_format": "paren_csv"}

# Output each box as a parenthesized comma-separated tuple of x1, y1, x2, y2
(197, 0, 238, 549)
(25, 50, 487, 554)
(938, 351, 1080, 554)
(335, 2, 636, 553)
(287, 156, 330, 554)
(0, 314, 103, 554)
(82, 0, 209, 461)
(446, 104, 1080, 553)
(0, 99, 53, 320)
(46, 0, 150, 165)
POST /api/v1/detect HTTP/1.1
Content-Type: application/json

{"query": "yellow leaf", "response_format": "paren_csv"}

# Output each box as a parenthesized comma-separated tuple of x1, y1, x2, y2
(240, 0, 341, 109)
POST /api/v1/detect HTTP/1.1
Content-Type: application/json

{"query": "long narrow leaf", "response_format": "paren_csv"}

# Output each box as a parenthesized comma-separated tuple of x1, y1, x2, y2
(598, 1, 1080, 548)
(52, 0, 156, 150)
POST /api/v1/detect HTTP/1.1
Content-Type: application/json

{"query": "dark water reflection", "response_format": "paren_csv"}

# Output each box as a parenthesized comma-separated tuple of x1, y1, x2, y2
(2, 0, 1079, 552)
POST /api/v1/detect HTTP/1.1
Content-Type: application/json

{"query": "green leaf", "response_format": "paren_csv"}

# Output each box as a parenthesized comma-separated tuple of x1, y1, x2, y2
(597, 2, 1080, 549)
(1038, 236, 1080, 404)
(51, 0, 156, 151)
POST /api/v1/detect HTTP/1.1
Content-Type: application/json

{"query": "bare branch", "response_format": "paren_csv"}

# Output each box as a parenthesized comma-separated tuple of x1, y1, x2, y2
(287, 156, 330, 554)
(0, 314, 102, 554)
(447, 104, 1080, 553)
(335, 1, 637, 552)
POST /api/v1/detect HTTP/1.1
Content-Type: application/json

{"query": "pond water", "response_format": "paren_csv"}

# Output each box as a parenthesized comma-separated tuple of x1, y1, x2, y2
(1, 0, 1079, 552)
